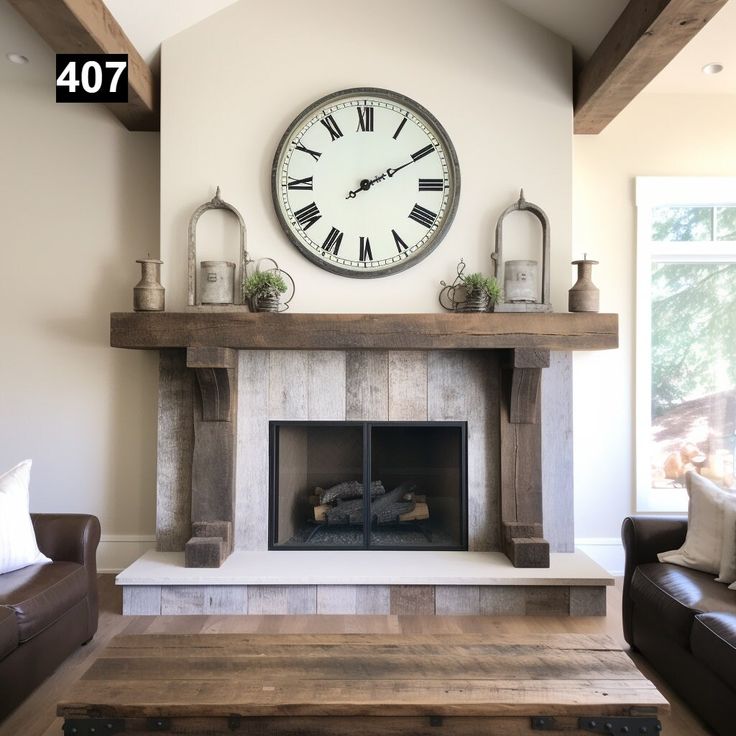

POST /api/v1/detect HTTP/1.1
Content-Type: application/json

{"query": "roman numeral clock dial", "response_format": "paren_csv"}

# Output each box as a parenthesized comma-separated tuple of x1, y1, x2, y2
(272, 88, 460, 277)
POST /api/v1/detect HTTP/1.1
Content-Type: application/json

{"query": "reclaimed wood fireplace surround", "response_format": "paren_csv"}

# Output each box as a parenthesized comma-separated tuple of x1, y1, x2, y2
(112, 312, 617, 582)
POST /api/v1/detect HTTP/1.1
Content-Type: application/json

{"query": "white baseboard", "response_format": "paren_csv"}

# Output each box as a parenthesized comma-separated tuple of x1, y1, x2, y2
(97, 534, 156, 573)
(575, 537, 624, 576)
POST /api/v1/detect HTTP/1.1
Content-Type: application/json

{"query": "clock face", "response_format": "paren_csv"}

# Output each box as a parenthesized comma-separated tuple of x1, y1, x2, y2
(272, 88, 460, 278)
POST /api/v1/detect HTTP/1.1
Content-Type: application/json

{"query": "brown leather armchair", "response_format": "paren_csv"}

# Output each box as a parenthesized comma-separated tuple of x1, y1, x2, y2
(622, 515, 736, 736)
(0, 514, 100, 721)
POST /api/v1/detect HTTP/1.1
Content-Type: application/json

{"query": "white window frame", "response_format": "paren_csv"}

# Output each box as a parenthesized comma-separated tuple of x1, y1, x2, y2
(636, 177, 736, 512)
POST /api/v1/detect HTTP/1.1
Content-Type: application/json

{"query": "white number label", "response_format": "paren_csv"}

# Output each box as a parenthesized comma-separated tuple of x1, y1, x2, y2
(106, 60, 126, 93)
(56, 61, 80, 93)
(81, 61, 102, 93)
(55, 56, 128, 101)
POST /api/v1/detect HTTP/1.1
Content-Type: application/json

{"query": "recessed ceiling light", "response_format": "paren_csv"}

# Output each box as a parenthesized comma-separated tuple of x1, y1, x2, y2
(702, 62, 724, 75)
(6, 53, 29, 64)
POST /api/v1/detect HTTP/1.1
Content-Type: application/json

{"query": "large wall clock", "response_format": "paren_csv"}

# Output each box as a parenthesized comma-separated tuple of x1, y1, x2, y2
(272, 87, 460, 278)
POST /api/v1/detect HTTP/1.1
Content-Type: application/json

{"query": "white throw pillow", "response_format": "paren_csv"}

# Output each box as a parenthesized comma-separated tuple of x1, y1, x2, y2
(0, 460, 52, 574)
(718, 501, 736, 584)
(658, 471, 733, 575)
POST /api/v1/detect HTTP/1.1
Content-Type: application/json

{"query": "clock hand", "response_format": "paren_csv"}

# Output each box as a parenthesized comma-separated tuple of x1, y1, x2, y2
(345, 173, 387, 199)
(386, 160, 413, 178)
(386, 144, 436, 178)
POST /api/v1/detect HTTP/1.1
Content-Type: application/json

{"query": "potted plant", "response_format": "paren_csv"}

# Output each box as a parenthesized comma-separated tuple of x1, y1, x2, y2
(243, 270, 288, 312)
(460, 272, 502, 312)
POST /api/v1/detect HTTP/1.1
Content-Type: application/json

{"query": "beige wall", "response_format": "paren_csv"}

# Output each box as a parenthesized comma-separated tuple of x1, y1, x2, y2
(0, 0, 160, 569)
(159, 0, 573, 313)
(573, 93, 736, 550)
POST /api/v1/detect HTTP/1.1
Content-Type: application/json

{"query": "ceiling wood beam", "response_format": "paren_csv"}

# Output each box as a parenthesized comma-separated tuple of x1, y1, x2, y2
(8, 0, 158, 131)
(574, 0, 728, 134)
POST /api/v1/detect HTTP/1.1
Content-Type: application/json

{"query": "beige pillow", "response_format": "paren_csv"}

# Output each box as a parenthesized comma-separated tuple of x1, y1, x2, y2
(718, 502, 736, 584)
(658, 472, 732, 575)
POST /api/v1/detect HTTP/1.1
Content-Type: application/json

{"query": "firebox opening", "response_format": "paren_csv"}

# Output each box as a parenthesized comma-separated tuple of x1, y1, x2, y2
(269, 421, 467, 550)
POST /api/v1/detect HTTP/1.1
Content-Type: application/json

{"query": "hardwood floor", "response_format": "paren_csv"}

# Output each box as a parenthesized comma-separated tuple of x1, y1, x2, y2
(0, 576, 715, 736)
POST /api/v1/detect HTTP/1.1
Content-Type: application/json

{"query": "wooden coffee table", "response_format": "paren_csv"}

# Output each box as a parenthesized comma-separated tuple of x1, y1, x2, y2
(58, 633, 668, 735)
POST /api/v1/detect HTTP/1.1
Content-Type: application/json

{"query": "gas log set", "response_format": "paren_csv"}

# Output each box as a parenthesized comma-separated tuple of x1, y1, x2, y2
(310, 480, 430, 526)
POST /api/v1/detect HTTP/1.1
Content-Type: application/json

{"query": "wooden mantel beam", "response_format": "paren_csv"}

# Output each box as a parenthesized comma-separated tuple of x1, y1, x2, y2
(8, 0, 158, 131)
(574, 0, 728, 134)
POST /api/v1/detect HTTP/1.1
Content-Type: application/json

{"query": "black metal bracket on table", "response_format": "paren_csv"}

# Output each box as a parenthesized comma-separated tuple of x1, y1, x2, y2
(63, 717, 172, 735)
(532, 716, 662, 733)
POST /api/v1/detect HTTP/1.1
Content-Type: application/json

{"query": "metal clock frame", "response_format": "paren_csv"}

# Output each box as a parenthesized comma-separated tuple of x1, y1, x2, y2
(271, 87, 461, 279)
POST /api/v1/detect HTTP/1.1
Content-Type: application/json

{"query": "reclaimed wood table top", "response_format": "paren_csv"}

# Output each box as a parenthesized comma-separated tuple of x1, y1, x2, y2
(58, 633, 668, 733)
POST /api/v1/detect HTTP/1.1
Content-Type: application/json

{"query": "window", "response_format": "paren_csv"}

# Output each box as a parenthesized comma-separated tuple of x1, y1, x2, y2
(636, 178, 736, 512)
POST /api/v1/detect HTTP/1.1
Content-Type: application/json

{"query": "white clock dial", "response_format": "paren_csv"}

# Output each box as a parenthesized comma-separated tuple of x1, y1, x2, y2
(272, 88, 460, 278)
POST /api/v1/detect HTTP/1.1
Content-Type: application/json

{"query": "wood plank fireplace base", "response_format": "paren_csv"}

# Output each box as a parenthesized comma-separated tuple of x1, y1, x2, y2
(117, 550, 612, 616)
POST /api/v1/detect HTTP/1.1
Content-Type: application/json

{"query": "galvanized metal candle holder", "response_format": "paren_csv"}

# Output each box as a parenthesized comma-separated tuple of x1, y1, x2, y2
(492, 189, 552, 313)
(133, 258, 165, 311)
(199, 260, 236, 305)
(187, 187, 249, 307)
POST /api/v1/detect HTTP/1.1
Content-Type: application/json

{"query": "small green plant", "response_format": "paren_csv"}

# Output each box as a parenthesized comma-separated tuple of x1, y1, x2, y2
(461, 272, 502, 304)
(243, 270, 288, 299)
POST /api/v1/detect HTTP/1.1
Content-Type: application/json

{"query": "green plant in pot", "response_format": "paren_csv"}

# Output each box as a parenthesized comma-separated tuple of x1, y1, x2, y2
(243, 270, 288, 312)
(460, 272, 502, 312)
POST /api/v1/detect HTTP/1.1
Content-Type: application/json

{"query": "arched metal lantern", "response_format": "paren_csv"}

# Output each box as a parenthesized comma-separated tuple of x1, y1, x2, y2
(492, 189, 552, 313)
(187, 187, 249, 307)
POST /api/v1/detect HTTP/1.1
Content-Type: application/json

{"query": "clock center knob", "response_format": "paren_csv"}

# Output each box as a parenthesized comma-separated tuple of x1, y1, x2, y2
(360, 179, 371, 191)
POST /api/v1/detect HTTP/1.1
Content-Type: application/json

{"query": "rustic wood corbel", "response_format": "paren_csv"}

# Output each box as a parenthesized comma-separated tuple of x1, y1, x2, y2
(184, 347, 238, 567)
(499, 348, 551, 567)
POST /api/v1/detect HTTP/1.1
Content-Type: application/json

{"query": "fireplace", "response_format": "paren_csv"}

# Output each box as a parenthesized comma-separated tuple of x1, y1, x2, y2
(269, 421, 468, 550)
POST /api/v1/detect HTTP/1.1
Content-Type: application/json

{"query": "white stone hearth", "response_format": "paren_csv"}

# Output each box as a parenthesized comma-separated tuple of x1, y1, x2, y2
(117, 549, 612, 616)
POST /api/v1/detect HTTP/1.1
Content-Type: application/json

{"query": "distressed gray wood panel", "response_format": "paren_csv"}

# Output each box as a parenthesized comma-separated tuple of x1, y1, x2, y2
(247, 585, 316, 614)
(156, 350, 193, 552)
(388, 351, 428, 421)
(123, 586, 161, 615)
(569, 586, 606, 616)
(542, 352, 574, 552)
(308, 351, 346, 420)
(435, 586, 481, 615)
(316, 585, 358, 614)
(428, 351, 500, 551)
(346, 351, 389, 420)
(479, 586, 569, 616)
(269, 351, 309, 420)
(389, 585, 435, 615)
(161, 585, 247, 614)
(235, 351, 269, 551)
(356, 585, 390, 614)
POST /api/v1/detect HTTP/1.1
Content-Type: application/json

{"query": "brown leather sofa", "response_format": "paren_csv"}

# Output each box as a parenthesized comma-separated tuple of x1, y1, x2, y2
(622, 515, 736, 736)
(0, 514, 100, 721)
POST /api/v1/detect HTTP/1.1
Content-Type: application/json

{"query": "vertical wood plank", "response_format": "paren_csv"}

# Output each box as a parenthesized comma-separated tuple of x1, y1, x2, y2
(569, 586, 606, 616)
(435, 586, 480, 615)
(346, 351, 389, 420)
(122, 586, 161, 615)
(160, 586, 248, 614)
(269, 351, 309, 420)
(389, 585, 435, 615)
(235, 351, 269, 551)
(428, 351, 500, 551)
(247, 585, 316, 614)
(542, 352, 574, 552)
(156, 350, 193, 552)
(316, 585, 357, 614)
(479, 586, 525, 616)
(388, 351, 428, 420)
(355, 585, 390, 614)
(308, 351, 346, 420)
